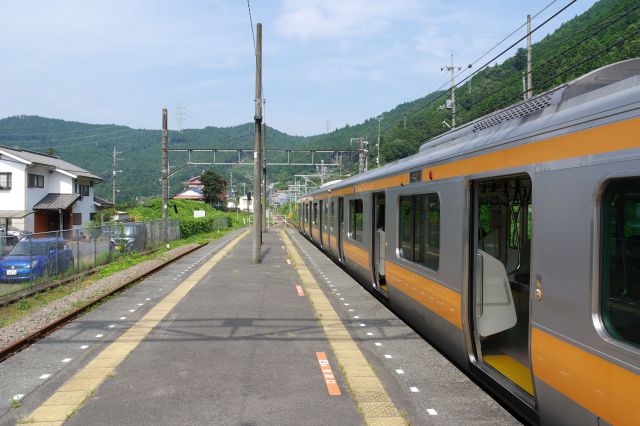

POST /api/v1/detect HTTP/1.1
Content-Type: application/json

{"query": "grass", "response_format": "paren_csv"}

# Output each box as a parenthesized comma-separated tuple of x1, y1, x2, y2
(9, 398, 21, 409)
(0, 225, 244, 330)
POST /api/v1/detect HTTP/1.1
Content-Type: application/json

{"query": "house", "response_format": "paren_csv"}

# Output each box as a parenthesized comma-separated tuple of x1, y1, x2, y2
(172, 175, 228, 207)
(0, 146, 103, 233)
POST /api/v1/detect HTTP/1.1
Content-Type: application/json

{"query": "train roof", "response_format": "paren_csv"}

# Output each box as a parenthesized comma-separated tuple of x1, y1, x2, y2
(304, 58, 640, 198)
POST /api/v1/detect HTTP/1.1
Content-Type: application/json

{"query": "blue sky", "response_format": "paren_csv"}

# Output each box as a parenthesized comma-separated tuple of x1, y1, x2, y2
(0, 0, 597, 136)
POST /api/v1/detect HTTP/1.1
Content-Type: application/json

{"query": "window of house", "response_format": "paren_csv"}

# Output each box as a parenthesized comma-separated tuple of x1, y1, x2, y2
(73, 213, 82, 226)
(90, 213, 97, 221)
(601, 178, 640, 348)
(349, 199, 364, 242)
(78, 184, 90, 196)
(398, 193, 440, 270)
(27, 173, 44, 188)
(0, 173, 11, 189)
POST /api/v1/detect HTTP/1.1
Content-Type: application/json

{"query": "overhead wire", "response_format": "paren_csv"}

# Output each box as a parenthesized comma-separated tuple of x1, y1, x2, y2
(377, 0, 578, 137)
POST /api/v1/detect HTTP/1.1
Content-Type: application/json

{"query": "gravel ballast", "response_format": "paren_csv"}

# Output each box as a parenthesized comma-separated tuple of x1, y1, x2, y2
(0, 243, 202, 351)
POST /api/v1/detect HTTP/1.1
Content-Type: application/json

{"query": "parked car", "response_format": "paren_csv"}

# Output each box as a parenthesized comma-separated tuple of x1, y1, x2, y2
(109, 223, 145, 252)
(0, 238, 74, 282)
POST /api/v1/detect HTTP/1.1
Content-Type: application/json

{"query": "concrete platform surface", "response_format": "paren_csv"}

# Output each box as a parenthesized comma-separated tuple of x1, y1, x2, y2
(0, 226, 521, 425)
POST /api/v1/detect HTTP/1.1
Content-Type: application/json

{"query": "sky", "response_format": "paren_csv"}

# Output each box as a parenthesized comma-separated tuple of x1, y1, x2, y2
(0, 0, 598, 136)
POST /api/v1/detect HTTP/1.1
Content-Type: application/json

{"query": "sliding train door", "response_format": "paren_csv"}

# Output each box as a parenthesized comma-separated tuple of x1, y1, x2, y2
(470, 174, 535, 402)
(338, 198, 345, 262)
(372, 192, 387, 295)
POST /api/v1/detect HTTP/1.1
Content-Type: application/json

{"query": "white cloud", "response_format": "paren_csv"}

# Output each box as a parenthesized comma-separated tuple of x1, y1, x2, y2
(274, 0, 416, 41)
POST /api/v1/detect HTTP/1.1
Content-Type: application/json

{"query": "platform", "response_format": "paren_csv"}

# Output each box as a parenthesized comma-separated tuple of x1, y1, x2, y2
(0, 227, 520, 425)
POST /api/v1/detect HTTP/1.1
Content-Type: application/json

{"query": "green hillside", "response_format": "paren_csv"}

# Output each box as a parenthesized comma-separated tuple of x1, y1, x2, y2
(0, 0, 637, 201)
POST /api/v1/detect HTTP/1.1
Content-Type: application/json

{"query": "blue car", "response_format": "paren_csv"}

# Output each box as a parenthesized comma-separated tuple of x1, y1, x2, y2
(0, 238, 74, 282)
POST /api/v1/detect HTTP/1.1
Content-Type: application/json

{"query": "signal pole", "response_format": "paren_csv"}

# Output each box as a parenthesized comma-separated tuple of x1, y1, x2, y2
(111, 146, 123, 204)
(253, 23, 263, 264)
(526, 14, 533, 99)
(441, 54, 462, 128)
(161, 108, 169, 246)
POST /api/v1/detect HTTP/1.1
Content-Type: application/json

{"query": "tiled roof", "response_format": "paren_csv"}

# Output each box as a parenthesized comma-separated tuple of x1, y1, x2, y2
(33, 193, 79, 210)
(0, 146, 102, 181)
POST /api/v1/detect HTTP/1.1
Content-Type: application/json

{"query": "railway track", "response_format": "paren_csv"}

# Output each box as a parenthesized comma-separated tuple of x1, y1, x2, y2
(0, 242, 207, 363)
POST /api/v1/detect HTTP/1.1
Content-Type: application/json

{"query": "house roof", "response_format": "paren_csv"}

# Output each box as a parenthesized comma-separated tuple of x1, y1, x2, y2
(0, 210, 32, 219)
(0, 145, 103, 181)
(172, 188, 205, 200)
(33, 193, 79, 210)
(93, 195, 115, 208)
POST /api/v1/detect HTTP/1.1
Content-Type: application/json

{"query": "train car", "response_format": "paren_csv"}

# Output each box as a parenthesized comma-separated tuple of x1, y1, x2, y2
(297, 59, 640, 425)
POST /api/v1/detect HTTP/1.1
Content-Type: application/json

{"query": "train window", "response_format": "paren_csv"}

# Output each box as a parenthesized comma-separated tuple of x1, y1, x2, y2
(349, 199, 364, 242)
(398, 194, 440, 270)
(601, 178, 640, 347)
(313, 203, 318, 225)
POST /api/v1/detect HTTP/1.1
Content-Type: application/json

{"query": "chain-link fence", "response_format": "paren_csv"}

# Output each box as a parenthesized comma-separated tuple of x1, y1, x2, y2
(0, 219, 181, 302)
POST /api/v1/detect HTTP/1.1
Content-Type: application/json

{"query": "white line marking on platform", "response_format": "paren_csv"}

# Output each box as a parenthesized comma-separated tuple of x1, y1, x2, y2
(80, 345, 89, 349)
(354, 316, 360, 319)
(426, 409, 438, 415)
(129, 310, 135, 313)
(340, 298, 344, 301)
(108, 325, 115, 328)
(145, 298, 150, 301)
(348, 309, 354, 312)
(96, 334, 104, 338)
(62, 358, 72, 363)
(395, 369, 404, 374)
(39, 374, 51, 380)
(384, 354, 393, 359)
(367, 332, 374, 336)
(336, 293, 341, 296)
(344, 303, 350, 306)
(375, 342, 382, 347)
(137, 303, 144, 306)
(120, 317, 126, 320)
(409, 387, 419, 393)
(286, 259, 291, 264)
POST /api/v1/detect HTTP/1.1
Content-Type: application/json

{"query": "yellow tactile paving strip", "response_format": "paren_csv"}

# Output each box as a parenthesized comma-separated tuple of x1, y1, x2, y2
(20, 230, 250, 425)
(280, 229, 406, 426)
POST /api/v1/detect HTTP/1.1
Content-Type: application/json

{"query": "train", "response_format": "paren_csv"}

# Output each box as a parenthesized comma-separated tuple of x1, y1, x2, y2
(296, 58, 640, 425)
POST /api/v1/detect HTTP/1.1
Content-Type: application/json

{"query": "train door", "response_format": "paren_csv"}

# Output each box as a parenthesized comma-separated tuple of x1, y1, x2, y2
(338, 197, 345, 262)
(372, 192, 387, 295)
(470, 174, 535, 401)
(319, 200, 324, 247)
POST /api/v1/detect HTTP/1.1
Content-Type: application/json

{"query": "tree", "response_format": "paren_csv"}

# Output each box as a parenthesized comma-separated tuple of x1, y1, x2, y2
(200, 170, 226, 204)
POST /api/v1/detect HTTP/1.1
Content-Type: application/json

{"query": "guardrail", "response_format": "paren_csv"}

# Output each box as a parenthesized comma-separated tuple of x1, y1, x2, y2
(0, 219, 181, 304)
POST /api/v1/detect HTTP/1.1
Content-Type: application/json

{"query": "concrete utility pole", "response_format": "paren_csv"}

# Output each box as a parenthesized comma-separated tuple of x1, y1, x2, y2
(252, 22, 263, 264)
(111, 146, 122, 204)
(262, 122, 267, 232)
(526, 14, 533, 99)
(441, 54, 462, 128)
(161, 108, 169, 246)
(376, 115, 383, 167)
(351, 138, 368, 174)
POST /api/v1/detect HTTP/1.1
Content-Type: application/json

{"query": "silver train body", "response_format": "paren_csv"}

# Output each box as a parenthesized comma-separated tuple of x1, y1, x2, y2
(297, 59, 640, 425)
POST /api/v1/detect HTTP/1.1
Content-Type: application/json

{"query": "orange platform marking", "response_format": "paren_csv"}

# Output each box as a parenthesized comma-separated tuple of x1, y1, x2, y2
(316, 352, 342, 396)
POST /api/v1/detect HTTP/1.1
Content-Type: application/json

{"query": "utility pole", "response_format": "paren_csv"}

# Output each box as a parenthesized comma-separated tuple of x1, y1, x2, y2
(161, 109, 169, 246)
(262, 122, 267, 232)
(526, 14, 533, 99)
(376, 115, 383, 167)
(351, 138, 368, 174)
(441, 54, 462, 128)
(253, 22, 263, 264)
(111, 146, 122, 204)
(320, 160, 325, 185)
(522, 71, 527, 100)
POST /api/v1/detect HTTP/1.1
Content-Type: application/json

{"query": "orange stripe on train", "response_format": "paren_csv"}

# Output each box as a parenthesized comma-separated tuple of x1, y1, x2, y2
(385, 261, 462, 329)
(532, 327, 640, 426)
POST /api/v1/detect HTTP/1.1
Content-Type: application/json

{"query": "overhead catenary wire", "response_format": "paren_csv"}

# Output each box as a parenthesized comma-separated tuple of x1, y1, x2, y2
(378, 0, 579, 137)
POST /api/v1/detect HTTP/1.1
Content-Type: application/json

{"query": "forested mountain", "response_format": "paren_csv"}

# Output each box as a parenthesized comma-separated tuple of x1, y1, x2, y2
(0, 0, 637, 201)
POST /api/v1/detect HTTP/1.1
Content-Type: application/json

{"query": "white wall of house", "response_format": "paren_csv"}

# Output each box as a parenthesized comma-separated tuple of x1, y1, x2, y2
(71, 178, 96, 228)
(23, 165, 54, 231)
(0, 159, 27, 230)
